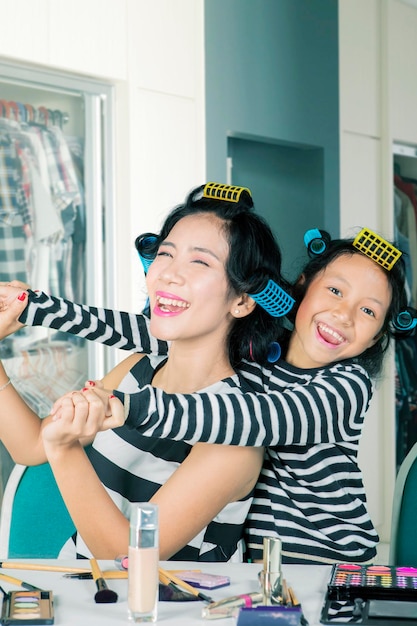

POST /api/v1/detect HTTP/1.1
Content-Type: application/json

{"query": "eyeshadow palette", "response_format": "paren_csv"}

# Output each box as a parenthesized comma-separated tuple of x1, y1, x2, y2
(0, 590, 54, 625)
(321, 564, 417, 625)
(326, 563, 417, 601)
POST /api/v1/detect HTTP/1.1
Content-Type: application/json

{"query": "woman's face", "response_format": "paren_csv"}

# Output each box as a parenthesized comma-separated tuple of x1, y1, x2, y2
(287, 253, 392, 369)
(146, 213, 241, 345)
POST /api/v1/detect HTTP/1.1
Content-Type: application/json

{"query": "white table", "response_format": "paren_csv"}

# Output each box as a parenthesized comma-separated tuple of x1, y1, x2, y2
(0, 560, 332, 625)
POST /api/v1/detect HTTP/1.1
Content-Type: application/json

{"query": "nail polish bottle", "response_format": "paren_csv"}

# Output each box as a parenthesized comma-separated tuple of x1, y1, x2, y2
(128, 503, 159, 622)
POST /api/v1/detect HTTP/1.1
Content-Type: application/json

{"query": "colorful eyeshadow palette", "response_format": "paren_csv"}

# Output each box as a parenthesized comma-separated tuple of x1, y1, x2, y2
(0, 590, 54, 625)
(327, 563, 417, 602)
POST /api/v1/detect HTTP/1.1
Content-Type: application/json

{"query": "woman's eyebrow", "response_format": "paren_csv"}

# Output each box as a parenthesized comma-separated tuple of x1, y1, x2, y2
(160, 240, 221, 261)
(193, 246, 221, 261)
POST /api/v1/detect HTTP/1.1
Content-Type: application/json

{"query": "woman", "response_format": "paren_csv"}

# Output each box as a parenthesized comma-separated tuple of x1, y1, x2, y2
(0, 183, 291, 561)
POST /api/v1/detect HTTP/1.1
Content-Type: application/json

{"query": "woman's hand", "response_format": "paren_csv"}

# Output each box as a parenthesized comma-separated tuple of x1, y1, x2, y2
(0, 281, 30, 338)
(48, 384, 125, 444)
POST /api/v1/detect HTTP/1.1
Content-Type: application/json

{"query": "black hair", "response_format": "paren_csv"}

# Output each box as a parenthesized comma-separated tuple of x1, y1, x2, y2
(135, 184, 290, 368)
(287, 237, 409, 377)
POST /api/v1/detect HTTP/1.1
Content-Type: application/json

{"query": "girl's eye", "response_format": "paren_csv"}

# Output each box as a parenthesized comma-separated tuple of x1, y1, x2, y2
(329, 286, 342, 296)
(156, 250, 172, 258)
(361, 306, 375, 317)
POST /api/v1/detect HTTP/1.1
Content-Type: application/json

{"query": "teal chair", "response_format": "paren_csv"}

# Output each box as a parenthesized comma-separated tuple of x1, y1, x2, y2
(389, 441, 417, 566)
(0, 463, 76, 558)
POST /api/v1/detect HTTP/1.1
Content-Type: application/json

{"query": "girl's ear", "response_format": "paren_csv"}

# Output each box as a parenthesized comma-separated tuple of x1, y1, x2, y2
(232, 294, 256, 318)
(371, 329, 387, 345)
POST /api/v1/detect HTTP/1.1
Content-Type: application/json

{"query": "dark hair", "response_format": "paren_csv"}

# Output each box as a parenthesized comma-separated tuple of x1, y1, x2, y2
(136, 184, 290, 367)
(288, 237, 409, 377)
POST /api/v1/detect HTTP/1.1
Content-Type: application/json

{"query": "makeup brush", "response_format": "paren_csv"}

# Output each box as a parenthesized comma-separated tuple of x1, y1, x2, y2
(90, 559, 118, 604)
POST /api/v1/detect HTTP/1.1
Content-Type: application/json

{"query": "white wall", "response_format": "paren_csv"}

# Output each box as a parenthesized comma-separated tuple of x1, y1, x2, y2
(2, 0, 416, 547)
(339, 0, 417, 543)
(0, 0, 206, 315)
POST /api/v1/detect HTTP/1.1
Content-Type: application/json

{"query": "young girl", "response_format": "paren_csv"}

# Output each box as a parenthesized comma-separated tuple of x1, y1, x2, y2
(1, 227, 414, 564)
(0, 183, 292, 561)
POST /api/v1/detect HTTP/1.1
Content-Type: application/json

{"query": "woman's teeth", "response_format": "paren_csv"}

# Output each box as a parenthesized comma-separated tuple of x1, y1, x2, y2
(157, 296, 190, 311)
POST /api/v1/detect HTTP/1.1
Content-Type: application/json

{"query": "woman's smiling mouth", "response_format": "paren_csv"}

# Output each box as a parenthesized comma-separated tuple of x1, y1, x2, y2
(154, 293, 190, 316)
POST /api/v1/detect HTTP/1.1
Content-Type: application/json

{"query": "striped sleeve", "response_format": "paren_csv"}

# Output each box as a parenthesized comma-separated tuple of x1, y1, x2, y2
(114, 363, 373, 447)
(19, 290, 168, 355)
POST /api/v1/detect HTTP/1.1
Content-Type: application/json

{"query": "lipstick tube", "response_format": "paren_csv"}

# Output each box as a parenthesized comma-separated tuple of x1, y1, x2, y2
(201, 591, 263, 620)
(260, 537, 282, 605)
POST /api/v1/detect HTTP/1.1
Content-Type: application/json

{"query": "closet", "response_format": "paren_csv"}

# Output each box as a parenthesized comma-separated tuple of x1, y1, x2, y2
(393, 143, 417, 471)
(0, 61, 116, 502)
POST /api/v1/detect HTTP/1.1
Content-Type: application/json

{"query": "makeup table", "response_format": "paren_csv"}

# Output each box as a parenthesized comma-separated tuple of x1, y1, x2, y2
(0, 560, 332, 625)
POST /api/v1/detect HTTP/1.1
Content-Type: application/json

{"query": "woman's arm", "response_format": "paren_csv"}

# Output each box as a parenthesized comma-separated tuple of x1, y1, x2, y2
(151, 442, 263, 559)
(42, 413, 263, 559)
(42, 436, 130, 558)
(43, 355, 264, 559)
(0, 361, 48, 465)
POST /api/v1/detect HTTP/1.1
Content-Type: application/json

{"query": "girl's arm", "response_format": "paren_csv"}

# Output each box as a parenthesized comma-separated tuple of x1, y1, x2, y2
(1, 286, 373, 450)
(110, 362, 373, 448)
(19, 289, 167, 355)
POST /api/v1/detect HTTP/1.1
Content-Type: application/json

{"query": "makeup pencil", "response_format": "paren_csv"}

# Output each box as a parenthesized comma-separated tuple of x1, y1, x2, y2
(64, 570, 128, 579)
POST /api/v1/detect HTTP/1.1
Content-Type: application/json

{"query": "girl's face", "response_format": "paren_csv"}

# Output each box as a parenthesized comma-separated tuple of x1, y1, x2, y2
(287, 253, 392, 369)
(146, 213, 243, 346)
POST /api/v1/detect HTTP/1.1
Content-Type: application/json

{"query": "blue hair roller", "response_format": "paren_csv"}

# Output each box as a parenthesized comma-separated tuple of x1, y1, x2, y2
(137, 235, 158, 275)
(393, 309, 417, 332)
(249, 279, 295, 318)
(304, 228, 329, 256)
(267, 342, 281, 363)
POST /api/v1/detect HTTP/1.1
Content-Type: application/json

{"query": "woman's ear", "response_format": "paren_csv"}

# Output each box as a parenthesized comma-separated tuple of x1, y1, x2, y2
(296, 273, 306, 286)
(232, 294, 256, 318)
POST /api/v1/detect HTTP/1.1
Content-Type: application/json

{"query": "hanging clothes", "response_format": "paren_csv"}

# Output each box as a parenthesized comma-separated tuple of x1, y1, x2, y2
(0, 105, 85, 302)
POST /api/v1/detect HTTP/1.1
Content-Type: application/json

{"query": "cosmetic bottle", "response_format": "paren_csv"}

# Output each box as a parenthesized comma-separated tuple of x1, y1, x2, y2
(260, 537, 282, 605)
(128, 503, 159, 623)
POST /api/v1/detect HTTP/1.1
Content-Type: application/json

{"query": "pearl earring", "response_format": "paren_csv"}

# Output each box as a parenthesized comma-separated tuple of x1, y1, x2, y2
(235, 309, 240, 314)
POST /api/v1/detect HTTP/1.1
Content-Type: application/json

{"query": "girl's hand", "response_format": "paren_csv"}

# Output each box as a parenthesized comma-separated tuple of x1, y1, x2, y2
(0, 281, 30, 338)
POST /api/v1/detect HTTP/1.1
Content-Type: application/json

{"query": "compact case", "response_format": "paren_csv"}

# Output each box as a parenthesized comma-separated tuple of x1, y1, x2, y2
(0, 590, 54, 625)
(320, 564, 417, 625)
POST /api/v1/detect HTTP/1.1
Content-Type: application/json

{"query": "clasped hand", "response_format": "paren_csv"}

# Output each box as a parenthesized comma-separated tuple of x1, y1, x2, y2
(43, 381, 125, 447)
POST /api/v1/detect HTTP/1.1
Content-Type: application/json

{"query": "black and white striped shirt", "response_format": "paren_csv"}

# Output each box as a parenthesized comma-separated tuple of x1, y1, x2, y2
(66, 355, 252, 561)
(21, 291, 379, 563)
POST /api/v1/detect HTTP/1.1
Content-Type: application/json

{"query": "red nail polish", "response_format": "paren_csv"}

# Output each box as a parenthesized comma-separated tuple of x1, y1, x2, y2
(17, 292, 27, 301)
(82, 387, 88, 392)
(109, 395, 115, 399)
(87, 380, 95, 386)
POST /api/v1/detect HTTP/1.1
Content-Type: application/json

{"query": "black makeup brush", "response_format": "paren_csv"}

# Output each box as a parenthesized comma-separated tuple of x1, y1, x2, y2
(90, 559, 118, 604)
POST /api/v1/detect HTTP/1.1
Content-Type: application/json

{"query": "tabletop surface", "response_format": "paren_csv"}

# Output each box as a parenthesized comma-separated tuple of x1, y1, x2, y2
(0, 559, 332, 625)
